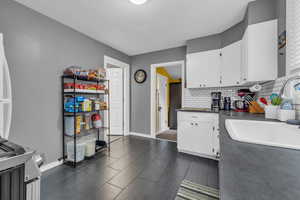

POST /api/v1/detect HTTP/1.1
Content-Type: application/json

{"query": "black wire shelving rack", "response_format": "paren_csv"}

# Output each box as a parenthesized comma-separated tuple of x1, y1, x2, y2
(61, 75, 110, 168)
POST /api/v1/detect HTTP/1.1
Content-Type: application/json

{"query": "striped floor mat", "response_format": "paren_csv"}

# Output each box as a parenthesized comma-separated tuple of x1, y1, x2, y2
(175, 180, 220, 200)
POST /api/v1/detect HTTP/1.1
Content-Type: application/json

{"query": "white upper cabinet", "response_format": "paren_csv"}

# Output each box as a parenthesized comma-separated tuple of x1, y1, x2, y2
(220, 41, 242, 87)
(241, 19, 278, 84)
(186, 19, 278, 88)
(186, 49, 221, 88)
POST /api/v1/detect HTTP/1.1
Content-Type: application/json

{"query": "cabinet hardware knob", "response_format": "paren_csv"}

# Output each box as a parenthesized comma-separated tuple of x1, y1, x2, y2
(236, 81, 239, 84)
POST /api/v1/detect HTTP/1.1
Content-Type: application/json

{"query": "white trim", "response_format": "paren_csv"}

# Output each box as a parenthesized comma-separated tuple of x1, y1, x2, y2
(130, 132, 155, 139)
(150, 60, 185, 139)
(40, 160, 63, 173)
(104, 56, 130, 138)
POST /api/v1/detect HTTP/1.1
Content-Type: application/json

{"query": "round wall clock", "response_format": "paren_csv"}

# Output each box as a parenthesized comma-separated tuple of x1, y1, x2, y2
(134, 69, 147, 83)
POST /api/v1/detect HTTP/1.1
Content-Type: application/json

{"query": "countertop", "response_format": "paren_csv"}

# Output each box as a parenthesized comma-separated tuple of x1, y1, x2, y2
(177, 107, 218, 113)
(219, 111, 300, 200)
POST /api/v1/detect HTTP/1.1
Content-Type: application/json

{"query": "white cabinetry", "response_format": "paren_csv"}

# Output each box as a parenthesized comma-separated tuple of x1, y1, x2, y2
(177, 112, 219, 159)
(186, 49, 221, 88)
(241, 19, 278, 84)
(186, 19, 278, 88)
(220, 41, 242, 86)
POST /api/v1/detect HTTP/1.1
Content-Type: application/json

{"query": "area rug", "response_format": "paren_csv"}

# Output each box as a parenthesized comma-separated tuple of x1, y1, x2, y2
(175, 180, 220, 200)
(156, 130, 177, 142)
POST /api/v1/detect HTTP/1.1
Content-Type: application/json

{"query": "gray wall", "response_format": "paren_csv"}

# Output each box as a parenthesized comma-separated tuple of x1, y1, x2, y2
(0, 0, 130, 164)
(277, 0, 286, 77)
(187, 0, 285, 76)
(130, 47, 186, 135)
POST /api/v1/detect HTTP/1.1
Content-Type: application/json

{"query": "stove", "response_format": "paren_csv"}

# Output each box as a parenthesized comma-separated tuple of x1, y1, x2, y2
(0, 138, 36, 200)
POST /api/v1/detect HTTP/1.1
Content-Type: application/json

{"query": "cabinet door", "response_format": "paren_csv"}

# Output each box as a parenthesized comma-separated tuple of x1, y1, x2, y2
(186, 50, 221, 88)
(221, 41, 241, 86)
(178, 120, 213, 156)
(247, 19, 278, 82)
(211, 123, 220, 158)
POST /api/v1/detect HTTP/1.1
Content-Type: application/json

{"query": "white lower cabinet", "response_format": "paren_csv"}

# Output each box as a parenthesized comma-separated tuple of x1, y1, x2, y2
(177, 112, 219, 160)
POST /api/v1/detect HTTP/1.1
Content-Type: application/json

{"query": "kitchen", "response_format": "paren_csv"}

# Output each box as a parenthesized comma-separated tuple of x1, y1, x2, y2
(0, 0, 300, 199)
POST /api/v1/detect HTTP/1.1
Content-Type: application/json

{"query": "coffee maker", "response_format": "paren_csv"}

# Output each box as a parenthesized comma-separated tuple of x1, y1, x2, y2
(211, 92, 222, 112)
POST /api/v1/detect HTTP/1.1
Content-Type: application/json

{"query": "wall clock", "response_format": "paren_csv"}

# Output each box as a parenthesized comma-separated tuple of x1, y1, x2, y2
(134, 69, 147, 83)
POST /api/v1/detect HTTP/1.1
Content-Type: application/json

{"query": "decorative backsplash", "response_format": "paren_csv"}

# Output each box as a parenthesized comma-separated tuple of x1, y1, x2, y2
(183, 86, 248, 108)
(183, 74, 296, 109)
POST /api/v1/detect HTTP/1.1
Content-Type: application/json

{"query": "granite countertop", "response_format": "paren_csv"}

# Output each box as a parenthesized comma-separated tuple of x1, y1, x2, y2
(219, 111, 300, 200)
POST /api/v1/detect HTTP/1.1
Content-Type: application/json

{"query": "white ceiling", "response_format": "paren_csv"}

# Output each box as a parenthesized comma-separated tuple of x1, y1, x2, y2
(165, 65, 182, 80)
(14, 0, 254, 56)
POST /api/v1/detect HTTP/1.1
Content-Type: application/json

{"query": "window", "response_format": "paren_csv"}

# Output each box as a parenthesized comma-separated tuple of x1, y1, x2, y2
(287, 0, 300, 74)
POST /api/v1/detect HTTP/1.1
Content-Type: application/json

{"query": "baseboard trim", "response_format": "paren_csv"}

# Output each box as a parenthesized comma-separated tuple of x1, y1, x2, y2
(178, 149, 219, 161)
(130, 132, 155, 139)
(40, 160, 63, 173)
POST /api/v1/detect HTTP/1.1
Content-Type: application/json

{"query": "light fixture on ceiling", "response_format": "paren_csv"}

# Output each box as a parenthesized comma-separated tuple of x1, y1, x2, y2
(129, 0, 148, 5)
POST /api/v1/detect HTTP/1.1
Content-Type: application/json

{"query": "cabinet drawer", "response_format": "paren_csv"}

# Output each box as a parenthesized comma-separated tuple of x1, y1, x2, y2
(178, 111, 218, 122)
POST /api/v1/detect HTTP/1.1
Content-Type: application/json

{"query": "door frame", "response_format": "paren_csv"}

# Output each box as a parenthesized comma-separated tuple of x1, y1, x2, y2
(156, 73, 168, 133)
(150, 60, 185, 139)
(104, 56, 130, 136)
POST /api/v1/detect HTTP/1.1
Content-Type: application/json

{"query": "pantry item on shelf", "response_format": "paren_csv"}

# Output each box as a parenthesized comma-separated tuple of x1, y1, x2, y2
(77, 70, 89, 80)
(100, 102, 108, 110)
(67, 141, 85, 163)
(97, 68, 106, 79)
(81, 99, 92, 112)
(88, 69, 98, 80)
(64, 116, 75, 136)
(63, 66, 81, 77)
(84, 137, 96, 157)
(76, 116, 82, 134)
(84, 114, 90, 130)
(91, 98, 101, 111)
(64, 116, 81, 135)
(91, 114, 102, 128)
(64, 98, 80, 112)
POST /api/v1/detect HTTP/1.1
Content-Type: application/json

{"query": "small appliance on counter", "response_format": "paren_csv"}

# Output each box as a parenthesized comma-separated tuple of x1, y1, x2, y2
(224, 97, 231, 111)
(233, 89, 255, 112)
(211, 92, 222, 112)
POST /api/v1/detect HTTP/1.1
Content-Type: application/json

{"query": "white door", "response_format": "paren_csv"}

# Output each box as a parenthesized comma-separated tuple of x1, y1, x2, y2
(157, 74, 168, 133)
(186, 49, 221, 88)
(221, 41, 242, 86)
(107, 68, 124, 136)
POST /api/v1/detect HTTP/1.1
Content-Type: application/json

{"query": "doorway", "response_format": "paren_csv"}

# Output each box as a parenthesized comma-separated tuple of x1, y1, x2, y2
(104, 56, 130, 144)
(151, 61, 184, 142)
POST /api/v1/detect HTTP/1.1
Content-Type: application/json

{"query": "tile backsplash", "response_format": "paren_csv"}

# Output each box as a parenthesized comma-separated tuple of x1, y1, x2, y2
(183, 74, 295, 109)
(183, 86, 248, 108)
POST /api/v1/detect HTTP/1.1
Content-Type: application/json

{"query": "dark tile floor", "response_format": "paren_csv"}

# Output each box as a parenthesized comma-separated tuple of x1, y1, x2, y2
(41, 136, 219, 200)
